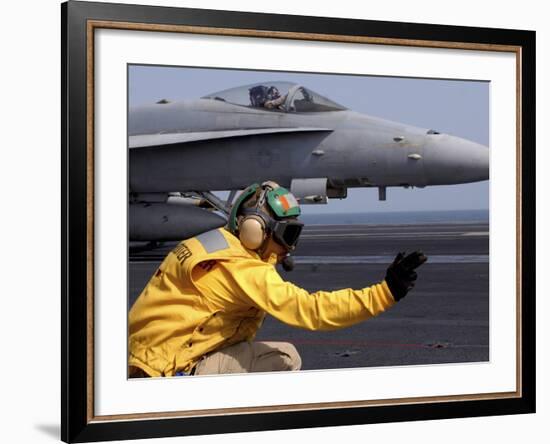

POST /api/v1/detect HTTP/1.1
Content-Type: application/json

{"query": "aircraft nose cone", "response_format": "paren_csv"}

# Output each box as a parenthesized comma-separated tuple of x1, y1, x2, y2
(424, 135, 489, 185)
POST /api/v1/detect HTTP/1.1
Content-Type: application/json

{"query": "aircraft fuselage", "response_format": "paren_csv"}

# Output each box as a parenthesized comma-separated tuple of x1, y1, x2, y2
(129, 98, 488, 194)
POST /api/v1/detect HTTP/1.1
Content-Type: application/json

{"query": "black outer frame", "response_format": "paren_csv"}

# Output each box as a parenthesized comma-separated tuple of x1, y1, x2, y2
(61, 1, 536, 442)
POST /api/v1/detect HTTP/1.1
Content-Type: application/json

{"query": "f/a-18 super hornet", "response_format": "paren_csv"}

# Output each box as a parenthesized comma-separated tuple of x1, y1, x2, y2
(129, 81, 488, 241)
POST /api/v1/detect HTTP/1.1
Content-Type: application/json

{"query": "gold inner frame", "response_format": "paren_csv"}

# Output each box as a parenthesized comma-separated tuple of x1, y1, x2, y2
(85, 19, 523, 423)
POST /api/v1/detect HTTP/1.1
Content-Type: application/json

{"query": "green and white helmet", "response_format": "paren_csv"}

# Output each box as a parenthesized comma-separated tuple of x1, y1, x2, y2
(228, 181, 303, 250)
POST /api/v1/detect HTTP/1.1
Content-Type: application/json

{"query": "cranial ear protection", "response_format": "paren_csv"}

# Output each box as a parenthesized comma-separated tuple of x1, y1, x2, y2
(234, 182, 274, 251)
(228, 181, 303, 252)
(238, 214, 267, 250)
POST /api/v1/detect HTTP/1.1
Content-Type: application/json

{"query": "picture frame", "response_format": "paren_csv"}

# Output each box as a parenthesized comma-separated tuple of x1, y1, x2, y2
(61, 1, 536, 442)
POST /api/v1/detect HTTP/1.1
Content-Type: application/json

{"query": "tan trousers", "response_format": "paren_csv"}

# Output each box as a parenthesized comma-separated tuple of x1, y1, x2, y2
(193, 341, 302, 375)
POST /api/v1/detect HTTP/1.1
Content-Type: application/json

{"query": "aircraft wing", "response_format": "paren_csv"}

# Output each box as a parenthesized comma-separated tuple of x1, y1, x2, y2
(129, 127, 333, 148)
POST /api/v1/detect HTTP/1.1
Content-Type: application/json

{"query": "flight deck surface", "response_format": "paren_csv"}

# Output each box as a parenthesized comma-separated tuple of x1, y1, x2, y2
(129, 222, 489, 370)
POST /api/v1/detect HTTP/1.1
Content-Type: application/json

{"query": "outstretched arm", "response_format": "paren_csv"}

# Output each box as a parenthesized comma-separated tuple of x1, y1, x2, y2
(229, 259, 396, 331)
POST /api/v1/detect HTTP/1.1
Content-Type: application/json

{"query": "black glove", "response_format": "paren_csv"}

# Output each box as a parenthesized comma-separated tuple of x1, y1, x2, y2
(385, 251, 428, 301)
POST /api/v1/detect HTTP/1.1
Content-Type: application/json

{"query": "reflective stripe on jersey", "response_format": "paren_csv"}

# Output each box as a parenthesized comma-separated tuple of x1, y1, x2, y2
(196, 229, 229, 253)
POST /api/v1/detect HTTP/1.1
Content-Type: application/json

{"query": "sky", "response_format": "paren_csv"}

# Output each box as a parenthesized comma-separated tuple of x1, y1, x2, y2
(129, 65, 489, 214)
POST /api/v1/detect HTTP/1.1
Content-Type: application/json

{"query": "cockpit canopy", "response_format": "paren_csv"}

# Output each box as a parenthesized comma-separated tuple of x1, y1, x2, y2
(202, 81, 347, 113)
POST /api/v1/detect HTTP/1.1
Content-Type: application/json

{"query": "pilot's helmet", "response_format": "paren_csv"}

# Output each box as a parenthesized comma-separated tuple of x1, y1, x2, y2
(228, 181, 303, 251)
(267, 86, 280, 100)
(249, 85, 269, 106)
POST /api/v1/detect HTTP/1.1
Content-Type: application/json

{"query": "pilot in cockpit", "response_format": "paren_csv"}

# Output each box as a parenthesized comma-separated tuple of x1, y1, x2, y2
(248, 85, 287, 110)
(264, 86, 287, 110)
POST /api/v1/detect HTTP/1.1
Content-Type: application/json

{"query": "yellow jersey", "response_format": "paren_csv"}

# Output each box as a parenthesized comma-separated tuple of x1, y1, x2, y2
(128, 228, 395, 377)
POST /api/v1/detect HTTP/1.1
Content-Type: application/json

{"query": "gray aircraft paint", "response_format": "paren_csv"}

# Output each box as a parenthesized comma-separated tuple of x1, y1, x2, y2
(129, 86, 487, 191)
(128, 81, 488, 241)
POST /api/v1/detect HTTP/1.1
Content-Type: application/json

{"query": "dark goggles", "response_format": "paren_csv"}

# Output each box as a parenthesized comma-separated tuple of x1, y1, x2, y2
(271, 219, 304, 251)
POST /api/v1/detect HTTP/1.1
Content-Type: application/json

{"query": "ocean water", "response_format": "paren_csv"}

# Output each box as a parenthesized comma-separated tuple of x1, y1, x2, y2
(299, 209, 489, 225)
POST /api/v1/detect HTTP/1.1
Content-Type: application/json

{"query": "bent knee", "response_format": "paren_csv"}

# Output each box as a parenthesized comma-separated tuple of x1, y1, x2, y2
(277, 342, 302, 371)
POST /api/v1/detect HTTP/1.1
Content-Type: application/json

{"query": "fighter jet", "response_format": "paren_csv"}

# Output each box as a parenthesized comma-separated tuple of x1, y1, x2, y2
(129, 81, 488, 241)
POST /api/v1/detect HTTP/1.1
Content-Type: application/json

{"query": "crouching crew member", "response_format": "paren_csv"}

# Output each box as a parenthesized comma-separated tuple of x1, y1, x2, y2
(128, 181, 427, 377)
